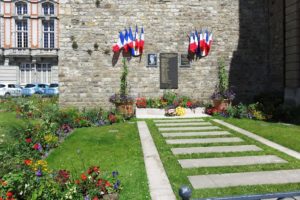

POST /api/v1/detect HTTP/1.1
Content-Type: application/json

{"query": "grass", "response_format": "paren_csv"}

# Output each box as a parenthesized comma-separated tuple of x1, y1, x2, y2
(220, 118, 300, 152)
(146, 118, 300, 199)
(46, 121, 150, 200)
(0, 112, 24, 149)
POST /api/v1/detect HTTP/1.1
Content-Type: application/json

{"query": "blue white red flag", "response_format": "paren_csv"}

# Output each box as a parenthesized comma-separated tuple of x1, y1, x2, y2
(189, 33, 196, 53)
(112, 31, 124, 53)
(123, 29, 129, 52)
(195, 30, 201, 57)
(133, 25, 140, 56)
(128, 27, 134, 49)
(204, 30, 210, 56)
(139, 27, 145, 54)
(207, 32, 213, 55)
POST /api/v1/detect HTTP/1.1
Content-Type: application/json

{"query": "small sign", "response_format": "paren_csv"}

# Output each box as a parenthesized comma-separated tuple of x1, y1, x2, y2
(147, 53, 158, 67)
(180, 54, 191, 68)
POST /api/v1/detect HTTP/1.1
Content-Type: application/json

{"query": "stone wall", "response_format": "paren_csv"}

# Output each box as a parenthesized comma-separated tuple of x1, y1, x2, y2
(59, 0, 281, 108)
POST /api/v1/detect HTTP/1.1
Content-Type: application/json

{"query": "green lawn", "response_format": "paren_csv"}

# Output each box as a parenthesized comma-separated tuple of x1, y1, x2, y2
(46, 122, 150, 200)
(221, 118, 300, 152)
(146, 119, 300, 199)
(0, 112, 24, 149)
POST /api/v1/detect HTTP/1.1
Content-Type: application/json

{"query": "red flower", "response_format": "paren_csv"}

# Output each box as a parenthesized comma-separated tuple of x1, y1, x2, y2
(75, 179, 80, 184)
(81, 173, 87, 181)
(0, 197, 3, 200)
(33, 143, 39, 150)
(24, 159, 32, 166)
(186, 101, 193, 108)
(93, 197, 99, 200)
(105, 181, 112, 187)
(25, 138, 32, 143)
(6, 191, 13, 197)
(96, 179, 103, 186)
(93, 166, 99, 173)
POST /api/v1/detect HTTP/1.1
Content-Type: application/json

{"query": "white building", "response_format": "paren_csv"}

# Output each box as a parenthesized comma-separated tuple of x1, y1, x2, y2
(0, 0, 59, 86)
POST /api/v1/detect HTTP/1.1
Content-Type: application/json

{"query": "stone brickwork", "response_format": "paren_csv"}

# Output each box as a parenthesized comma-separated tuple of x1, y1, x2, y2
(59, 0, 283, 108)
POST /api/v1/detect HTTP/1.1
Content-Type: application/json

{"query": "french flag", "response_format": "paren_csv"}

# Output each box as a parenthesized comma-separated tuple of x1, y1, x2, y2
(204, 30, 210, 56)
(207, 32, 213, 55)
(195, 30, 201, 57)
(123, 29, 129, 52)
(128, 27, 134, 49)
(200, 30, 206, 56)
(112, 31, 124, 53)
(189, 33, 196, 53)
(139, 27, 144, 54)
(133, 25, 140, 56)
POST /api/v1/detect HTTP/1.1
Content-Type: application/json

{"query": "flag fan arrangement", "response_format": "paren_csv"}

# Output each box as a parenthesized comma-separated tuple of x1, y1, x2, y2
(188, 29, 213, 58)
(112, 26, 144, 57)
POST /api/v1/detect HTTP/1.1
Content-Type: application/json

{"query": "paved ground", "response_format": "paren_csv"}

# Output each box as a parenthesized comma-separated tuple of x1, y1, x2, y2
(151, 118, 300, 192)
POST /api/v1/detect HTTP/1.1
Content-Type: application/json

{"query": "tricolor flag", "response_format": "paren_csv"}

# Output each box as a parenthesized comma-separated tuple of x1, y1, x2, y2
(139, 27, 145, 54)
(133, 25, 140, 56)
(189, 33, 196, 53)
(204, 30, 210, 56)
(128, 27, 134, 49)
(195, 30, 201, 57)
(112, 31, 125, 53)
(123, 29, 129, 52)
(207, 32, 213, 55)
(200, 30, 206, 56)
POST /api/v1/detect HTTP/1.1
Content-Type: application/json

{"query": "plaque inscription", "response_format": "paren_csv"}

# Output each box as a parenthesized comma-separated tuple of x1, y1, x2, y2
(160, 53, 178, 89)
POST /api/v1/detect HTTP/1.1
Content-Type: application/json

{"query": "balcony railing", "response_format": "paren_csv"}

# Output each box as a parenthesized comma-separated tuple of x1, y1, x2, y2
(31, 48, 59, 57)
(3, 48, 59, 58)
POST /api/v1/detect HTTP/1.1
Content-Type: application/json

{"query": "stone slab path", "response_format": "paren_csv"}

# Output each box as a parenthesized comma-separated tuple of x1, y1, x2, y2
(162, 131, 231, 138)
(166, 137, 243, 144)
(188, 169, 300, 189)
(159, 126, 220, 132)
(213, 119, 300, 160)
(178, 155, 287, 168)
(137, 121, 176, 200)
(155, 122, 211, 127)
(154, 119, 204, 123)
(172, 145, 262, 155)
(137, 118, 300, 196)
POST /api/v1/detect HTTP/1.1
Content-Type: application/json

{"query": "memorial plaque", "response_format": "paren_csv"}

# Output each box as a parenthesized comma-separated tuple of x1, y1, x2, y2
(180, 54, 191, 67)
(160, 53, 178, 89)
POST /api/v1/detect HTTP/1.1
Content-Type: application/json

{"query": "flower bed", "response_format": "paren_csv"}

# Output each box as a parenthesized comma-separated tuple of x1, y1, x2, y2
(0, 97, 124, 199)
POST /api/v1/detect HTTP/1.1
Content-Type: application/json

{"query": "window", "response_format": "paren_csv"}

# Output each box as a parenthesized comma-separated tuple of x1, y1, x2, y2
(42, 3, 54, 15)
(19, 64, 53, 85)
(43, 21, 55, 48)
(8, 84, 16, 88)
(16, 2, 27, 15)
(16, 21, 28, 48)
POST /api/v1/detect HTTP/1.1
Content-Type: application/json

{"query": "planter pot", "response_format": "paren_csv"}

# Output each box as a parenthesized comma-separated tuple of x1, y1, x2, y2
(213, 99, 230, 111)
(115, 102, 134, 118)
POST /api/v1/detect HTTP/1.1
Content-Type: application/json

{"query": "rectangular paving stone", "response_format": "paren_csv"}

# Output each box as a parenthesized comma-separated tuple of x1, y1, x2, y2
(188, 169, 300, 189)
(179, 155, 287, 168)
(166, 137, 243, 145)
(137, 121, 176, 199)
(156, 122, 211, 127)
(162, 131, 231, 138)
(159, 126, 221, 132)
(154, 119, 204, 123)
(172, 145, 262, 155)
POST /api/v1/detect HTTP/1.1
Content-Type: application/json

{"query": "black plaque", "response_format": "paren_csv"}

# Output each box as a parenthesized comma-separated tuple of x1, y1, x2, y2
(180, 54, 191, 68)
(160, 53, 178, 89)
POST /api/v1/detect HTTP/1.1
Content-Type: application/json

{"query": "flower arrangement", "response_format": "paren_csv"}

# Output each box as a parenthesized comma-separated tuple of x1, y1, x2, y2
(136, 97, 147, 108)
(175, 106, 186, 116)
(109, 58, 134, 105)
(210, 58, 236, 101)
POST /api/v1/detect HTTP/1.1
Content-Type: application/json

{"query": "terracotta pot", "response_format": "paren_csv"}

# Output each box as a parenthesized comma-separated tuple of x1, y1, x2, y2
(115, 102, 134, 117)
(213, 99, 230, 111)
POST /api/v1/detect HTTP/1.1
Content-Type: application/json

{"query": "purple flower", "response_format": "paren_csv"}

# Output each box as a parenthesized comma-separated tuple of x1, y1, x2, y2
(84, 195, 90, 200)
(114, 180, 121, 190)
(36, 169, 42, 177)
(112, 171, 119, 178)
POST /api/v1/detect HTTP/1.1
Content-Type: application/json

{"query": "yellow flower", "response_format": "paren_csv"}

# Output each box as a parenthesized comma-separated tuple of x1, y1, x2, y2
(175, 107, 186, 116)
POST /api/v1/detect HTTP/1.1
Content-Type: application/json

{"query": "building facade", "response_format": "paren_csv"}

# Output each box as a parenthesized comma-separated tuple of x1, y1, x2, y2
(0, 0, 59, 85)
